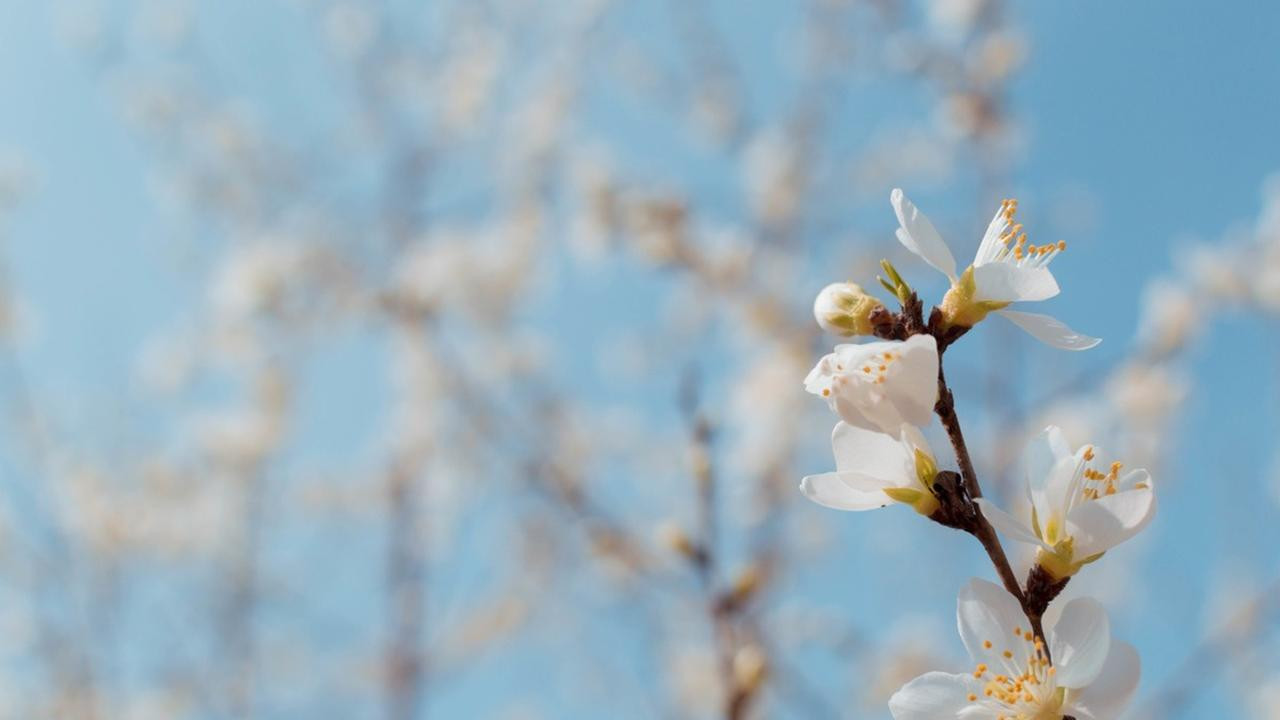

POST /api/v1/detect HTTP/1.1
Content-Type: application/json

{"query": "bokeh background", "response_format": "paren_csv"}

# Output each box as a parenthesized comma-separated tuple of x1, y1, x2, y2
(0, 1, 1277, 718)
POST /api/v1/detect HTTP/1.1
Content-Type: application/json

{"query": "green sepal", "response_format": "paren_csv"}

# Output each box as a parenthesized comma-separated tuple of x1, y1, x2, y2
(913, 449, 938, 489)
(883, 487, 924, 505)
(883, 486, 941, 517)
(938, 266, 1011, 329)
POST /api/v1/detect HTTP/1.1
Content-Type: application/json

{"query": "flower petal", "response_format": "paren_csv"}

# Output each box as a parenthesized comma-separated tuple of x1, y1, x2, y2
(821, 337, 939, 434)
(799, 472, 891, 511)
(1067, 484, 1157, 558)
(957, 578, 1025, 673)
(1066, 641, 1141, 720)
(972, 263, 1060, 303)
(973, 203, 1013, 266)
(830, 390, 887, 434)
(996, 309, 1102, 351)
(1024, 426, 1073, 505)
(974, 498, 1048, 549)
(891, 189, 957, 281)
(888, 672, 977, 720)
(890, 334, 941, 428)
(1031, 451, 1084, 535)
(1048, 597, 1111, 688)
(803, 352, 836, 395)
(898, 423, 934, 461)
(1117, 467, 1152, 493)
(831, 422, 913, 484)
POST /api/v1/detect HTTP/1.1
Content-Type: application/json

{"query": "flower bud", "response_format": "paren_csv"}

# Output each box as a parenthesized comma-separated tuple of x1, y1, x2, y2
(729, 565, 762, 605)
(656, 521, 697, 559)
(732, 644, 768, 694)
(812, 282, 884, 337)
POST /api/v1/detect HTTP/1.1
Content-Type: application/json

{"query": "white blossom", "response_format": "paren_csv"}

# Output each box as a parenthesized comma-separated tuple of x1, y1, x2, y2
(889, 579, 1140, 720)
(804, 334, 939, 434)
(801, 421, 940, 515)
(891, 189, 1100, 350)
(977, 426, 1156, 580)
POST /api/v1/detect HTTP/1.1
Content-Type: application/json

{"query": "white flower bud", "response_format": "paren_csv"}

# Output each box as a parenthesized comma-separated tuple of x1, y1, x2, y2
(812, 282, 884, 337)
(732, 644, 768, 694)
(656, 521, 696, 559)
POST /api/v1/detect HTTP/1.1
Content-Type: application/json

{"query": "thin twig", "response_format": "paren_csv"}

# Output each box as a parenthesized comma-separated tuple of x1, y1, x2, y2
(933, 363, 1033, 626)
(879, 296, 1060, 652)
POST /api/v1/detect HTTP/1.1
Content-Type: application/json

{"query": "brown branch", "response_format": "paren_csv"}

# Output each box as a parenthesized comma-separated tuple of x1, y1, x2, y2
(385, 459, 426, 720)
(382, 319, 432, 720)
(935, 344, 1067, 651)
(682, 384, 751, 720)
(933, 368, 983, 502)
(224, 469, 264, 720)
(880, 295, 1063, 652)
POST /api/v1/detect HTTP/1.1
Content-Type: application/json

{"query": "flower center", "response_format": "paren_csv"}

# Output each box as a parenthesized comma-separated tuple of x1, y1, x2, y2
(854, 349, 897, 386)
(814, 349, 899, 399)
(1039, 448, 1130, 563)
(968, 627, 1062, 719)
(1075, 446, 1127, 501)
(985, 198, 1066, 268)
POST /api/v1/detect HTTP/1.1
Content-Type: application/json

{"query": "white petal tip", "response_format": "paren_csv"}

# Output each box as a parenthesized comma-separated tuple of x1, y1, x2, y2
(997, 310, 1103, 351)
(1059, 335, 1103, 351)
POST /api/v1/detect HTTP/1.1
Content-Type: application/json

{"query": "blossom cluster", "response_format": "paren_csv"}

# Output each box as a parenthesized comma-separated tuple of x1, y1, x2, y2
(801, 190, 1156, 719)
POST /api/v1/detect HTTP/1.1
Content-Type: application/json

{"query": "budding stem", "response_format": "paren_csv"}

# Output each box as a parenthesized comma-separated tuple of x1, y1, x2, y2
(935, 346, 1054, 658)
(874, 294, 1061, 658)
(878, 258, 913, 304)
